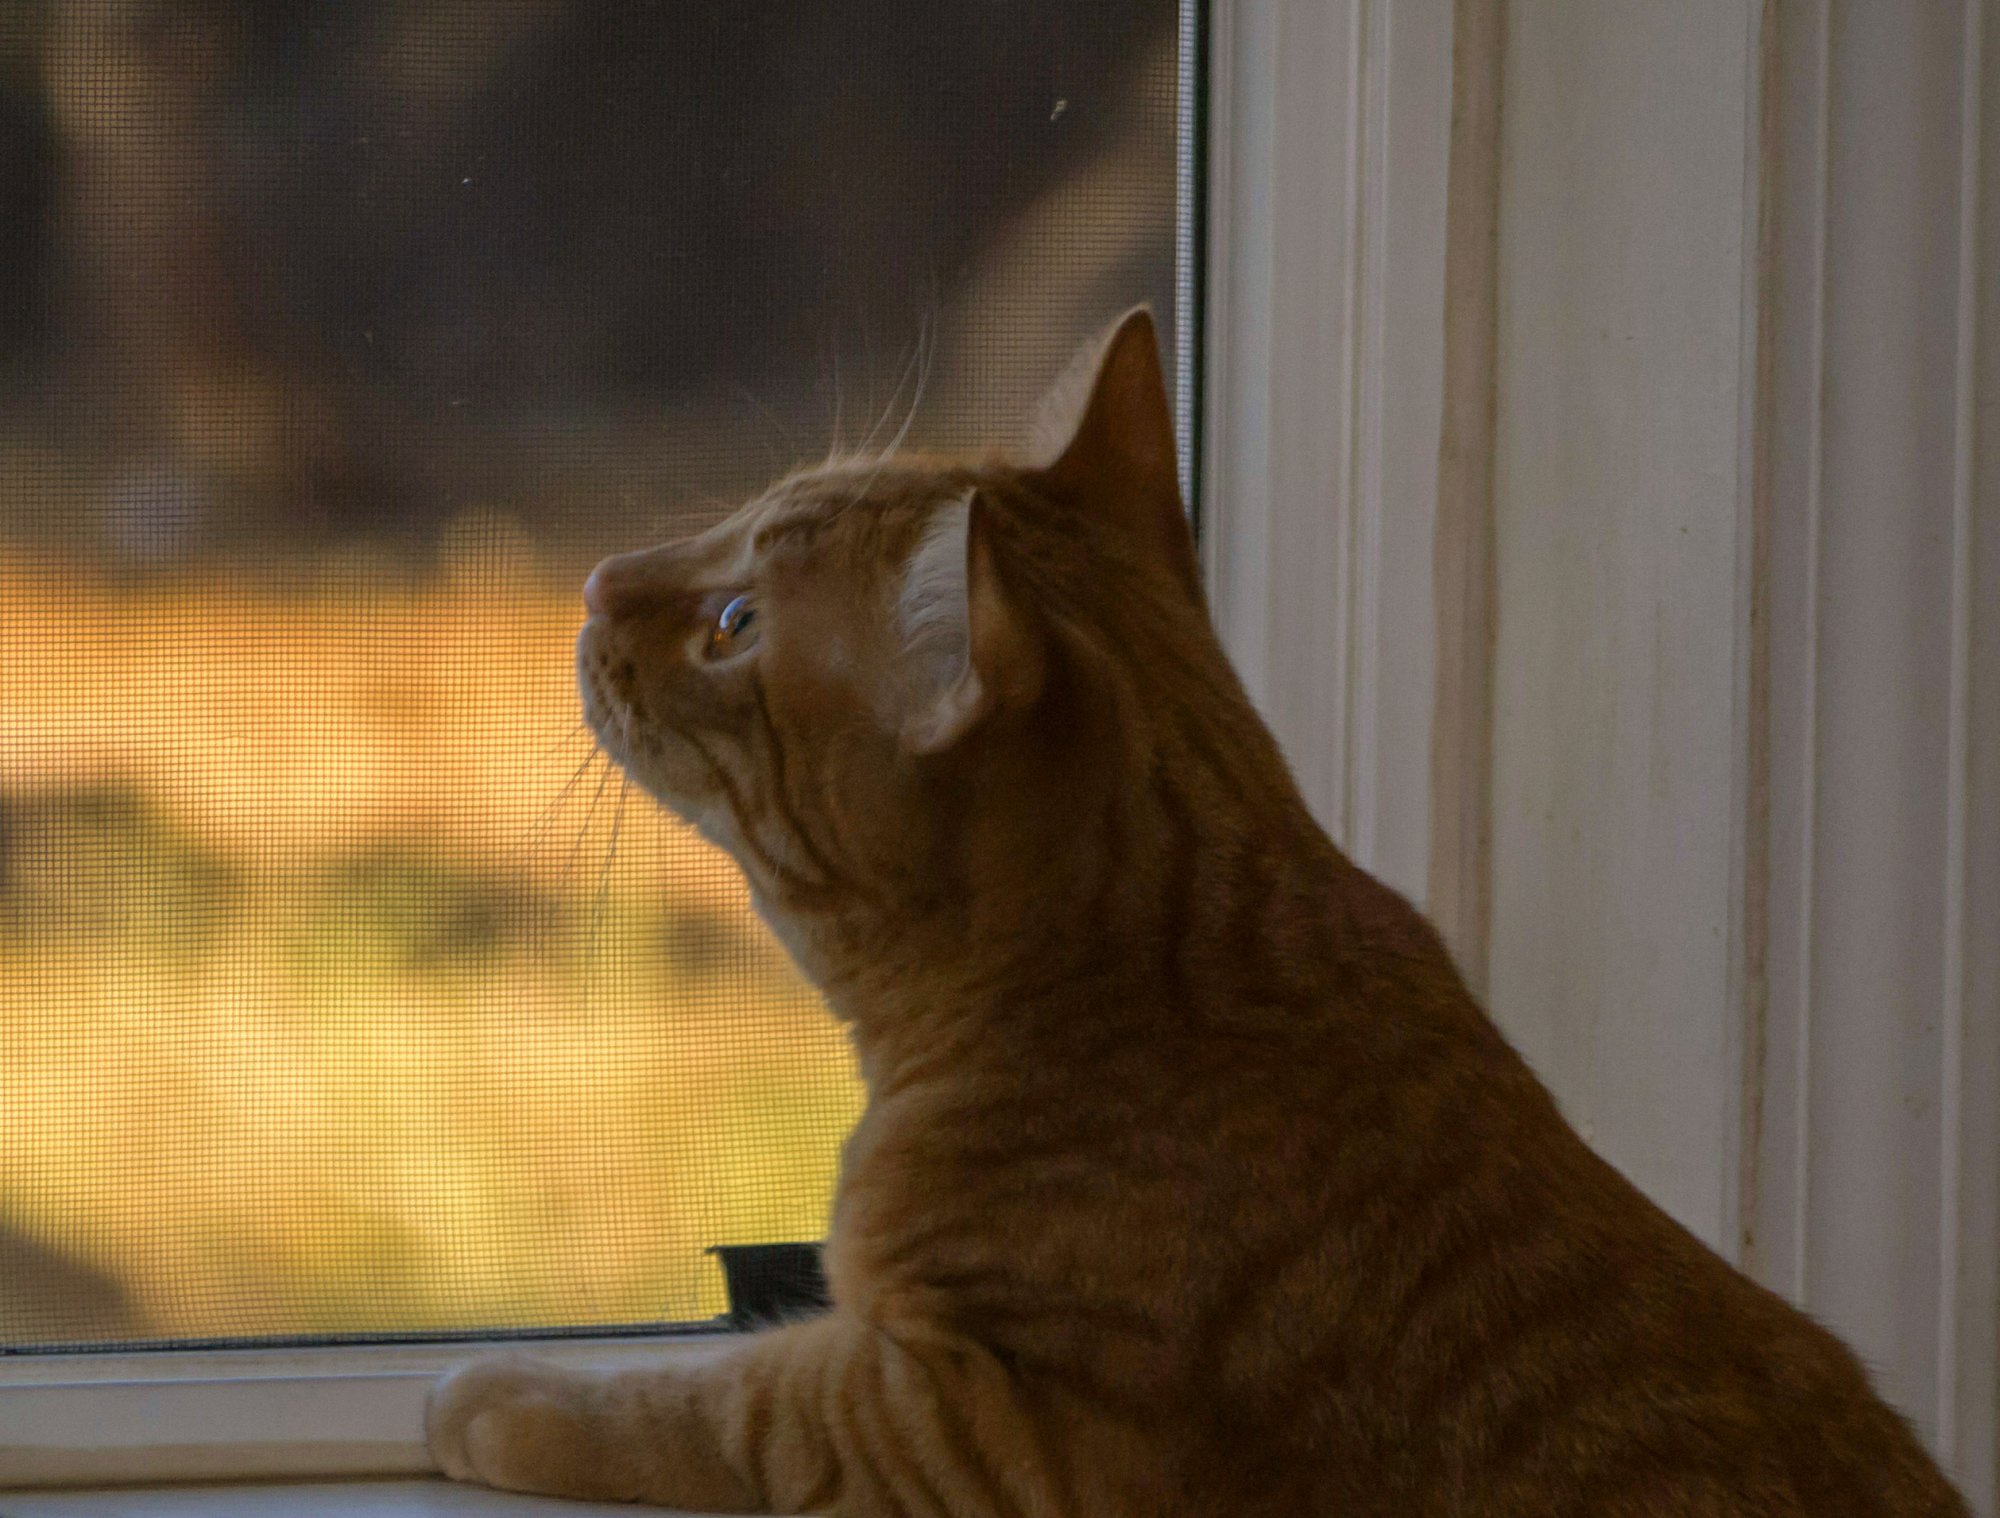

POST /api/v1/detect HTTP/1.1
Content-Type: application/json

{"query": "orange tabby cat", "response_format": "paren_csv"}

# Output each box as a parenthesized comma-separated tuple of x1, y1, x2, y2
(428, 310, 1968, 1516)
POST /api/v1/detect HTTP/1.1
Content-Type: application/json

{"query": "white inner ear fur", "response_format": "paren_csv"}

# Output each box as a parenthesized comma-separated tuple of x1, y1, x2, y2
(1021, 322, 1116, 468)
(896, 494, 972, 702)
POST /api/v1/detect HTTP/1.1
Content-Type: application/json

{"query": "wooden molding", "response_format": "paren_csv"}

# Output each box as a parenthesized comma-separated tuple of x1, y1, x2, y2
(1427, 0, 1503, 993)
(1200, 0, 1452, 909)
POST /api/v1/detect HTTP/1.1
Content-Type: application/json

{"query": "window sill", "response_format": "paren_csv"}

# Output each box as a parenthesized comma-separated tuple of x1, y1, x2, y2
(0, 1478, 715, 1517)
(0, 1336, 730, 1490)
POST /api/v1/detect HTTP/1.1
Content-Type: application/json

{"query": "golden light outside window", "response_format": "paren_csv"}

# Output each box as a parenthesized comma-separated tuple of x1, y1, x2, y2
(0, 0, 1192, 1351)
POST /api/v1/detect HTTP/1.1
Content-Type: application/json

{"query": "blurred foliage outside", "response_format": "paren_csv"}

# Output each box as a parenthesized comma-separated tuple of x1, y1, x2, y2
(0, 536, 862, 1343)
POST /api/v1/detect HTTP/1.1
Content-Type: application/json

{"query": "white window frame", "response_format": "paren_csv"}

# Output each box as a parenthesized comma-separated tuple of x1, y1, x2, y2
(1747, 3, 1997, 1501)
(1200, 0, 1455, 919)
(1468, 0, 1996, 1506)
(0, 1337, 727, 1487)
(1218, 0, 1997, 1506)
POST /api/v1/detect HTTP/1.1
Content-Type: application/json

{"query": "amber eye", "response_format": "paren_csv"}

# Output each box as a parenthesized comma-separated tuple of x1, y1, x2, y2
(705, 594, 758, 658)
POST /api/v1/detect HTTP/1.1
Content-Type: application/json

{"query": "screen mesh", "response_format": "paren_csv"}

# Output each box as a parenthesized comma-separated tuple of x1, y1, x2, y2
(0, 0, 1187, 1349)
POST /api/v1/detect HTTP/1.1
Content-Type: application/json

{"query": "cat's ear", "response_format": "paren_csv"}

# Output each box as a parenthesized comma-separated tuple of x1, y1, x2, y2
(1027, 306, 1202, 600)
(897, 493, 1043, 755)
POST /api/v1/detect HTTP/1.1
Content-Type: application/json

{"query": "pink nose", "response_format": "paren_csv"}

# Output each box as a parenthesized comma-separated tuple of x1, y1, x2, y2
(582, 556, 662, 618)
(582, 560, 620, 616)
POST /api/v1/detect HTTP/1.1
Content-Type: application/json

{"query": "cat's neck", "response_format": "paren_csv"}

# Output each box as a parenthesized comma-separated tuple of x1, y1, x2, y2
(788, 697, 1418, 1095)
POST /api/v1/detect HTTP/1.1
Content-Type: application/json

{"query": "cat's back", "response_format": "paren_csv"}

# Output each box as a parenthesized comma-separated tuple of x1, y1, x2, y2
(1262, 1098, 1966, 1517)
(1193, 870, 1966, 1517)
(1167, 872, 1968, 1517)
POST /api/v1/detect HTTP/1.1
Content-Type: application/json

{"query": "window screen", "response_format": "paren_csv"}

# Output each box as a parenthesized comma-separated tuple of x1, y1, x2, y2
(0, 1, 1193, 1349)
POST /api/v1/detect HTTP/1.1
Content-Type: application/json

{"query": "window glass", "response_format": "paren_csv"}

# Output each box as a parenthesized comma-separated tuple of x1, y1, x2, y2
(0, 0, 1188, 1347)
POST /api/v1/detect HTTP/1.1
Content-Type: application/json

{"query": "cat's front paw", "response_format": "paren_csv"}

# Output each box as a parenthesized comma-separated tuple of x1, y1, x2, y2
(426, 1356, 630, 1501)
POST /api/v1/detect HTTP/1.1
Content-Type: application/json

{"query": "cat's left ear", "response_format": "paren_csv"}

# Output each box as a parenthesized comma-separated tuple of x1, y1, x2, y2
(897, 493, 1043, 755)
(1027, 306, 1202, 601)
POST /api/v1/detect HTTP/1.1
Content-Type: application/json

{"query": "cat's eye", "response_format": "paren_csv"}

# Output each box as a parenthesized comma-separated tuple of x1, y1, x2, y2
(705, 594, 759, 658)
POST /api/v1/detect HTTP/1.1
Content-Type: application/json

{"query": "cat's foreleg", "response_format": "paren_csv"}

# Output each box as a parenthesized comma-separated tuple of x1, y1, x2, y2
(427, 1312, 1018, 1514)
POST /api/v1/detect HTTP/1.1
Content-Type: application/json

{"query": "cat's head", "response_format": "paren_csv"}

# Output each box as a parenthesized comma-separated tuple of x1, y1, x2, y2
(577, 309, 1221, 978)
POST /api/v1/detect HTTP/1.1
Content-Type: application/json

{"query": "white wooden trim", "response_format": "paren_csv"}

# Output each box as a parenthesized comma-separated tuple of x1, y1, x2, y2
(1, 1479, 633, 1516)
(1426, 0, 1502, 988)
(1938, 4, 1993, 1500)
(1751, 0, 1834, 1310)
(1361, 0, 1454, 907)
(1173, 0, 1202, 501)
(1483, 0, 1765, 1258)
(1200, 0, 1453, 906)
(1729, 0, 1775, 1280)
(1751, 6, 2000, 1497)
(1485, 9, 2000, 1496)
(0, 1335, 729, 1489)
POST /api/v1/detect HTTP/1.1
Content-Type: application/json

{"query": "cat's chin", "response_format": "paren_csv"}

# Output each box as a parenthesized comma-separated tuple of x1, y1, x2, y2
(573, 677, 748, 864)
(667, 795, 742, 857)
(612, 761, 751, 867)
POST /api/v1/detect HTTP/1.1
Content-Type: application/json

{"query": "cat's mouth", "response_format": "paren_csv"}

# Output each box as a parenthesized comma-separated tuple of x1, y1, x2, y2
(576, 620, 639, 767)
(576, 619, 742, 854)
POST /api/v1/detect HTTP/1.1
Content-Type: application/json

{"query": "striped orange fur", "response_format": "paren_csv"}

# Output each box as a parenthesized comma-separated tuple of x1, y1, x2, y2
(428, 310, 1969, 1516)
